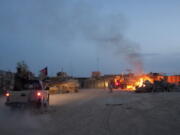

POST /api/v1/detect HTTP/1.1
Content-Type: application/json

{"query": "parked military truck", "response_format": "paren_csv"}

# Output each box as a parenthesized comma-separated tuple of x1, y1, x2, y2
(49, 79, 79, 94)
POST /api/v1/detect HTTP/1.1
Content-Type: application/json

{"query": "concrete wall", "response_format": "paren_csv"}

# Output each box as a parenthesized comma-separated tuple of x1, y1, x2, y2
(83, 79, 109, 89)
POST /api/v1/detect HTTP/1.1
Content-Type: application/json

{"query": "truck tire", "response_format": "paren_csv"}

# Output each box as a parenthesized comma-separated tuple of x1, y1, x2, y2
(36, 99, 42, 109)
(44, 94, 49, 107)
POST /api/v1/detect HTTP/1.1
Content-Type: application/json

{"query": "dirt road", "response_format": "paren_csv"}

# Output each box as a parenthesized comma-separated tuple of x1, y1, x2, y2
(1, 89, 180, 135)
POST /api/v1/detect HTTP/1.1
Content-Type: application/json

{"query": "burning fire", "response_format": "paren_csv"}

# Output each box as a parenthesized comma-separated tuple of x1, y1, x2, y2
(113, 74, 154, 91)
(127, 75, 153, 91)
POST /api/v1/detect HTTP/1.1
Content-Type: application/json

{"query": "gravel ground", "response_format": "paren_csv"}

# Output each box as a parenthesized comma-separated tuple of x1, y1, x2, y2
(0, 89, 180, 135)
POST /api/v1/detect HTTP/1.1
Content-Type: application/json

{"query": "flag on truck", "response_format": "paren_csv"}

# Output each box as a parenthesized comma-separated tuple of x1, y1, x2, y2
(40, 67, 48, 80)
(40, 67, 48, 76)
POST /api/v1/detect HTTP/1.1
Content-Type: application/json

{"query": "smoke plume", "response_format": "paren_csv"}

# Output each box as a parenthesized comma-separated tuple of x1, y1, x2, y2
(71, 2, 144, 74)
(0, 0, 144, 74)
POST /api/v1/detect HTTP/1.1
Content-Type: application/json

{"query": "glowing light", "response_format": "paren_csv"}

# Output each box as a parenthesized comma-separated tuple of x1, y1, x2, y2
(115, 82, 119, 86)
(37, 92, 41, 96)
(6, 93, 10, 97)
(126, 85, 136, 90)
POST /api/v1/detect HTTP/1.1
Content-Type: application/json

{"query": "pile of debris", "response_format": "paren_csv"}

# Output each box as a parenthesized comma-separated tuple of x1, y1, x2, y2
(135, 79, 178, 93)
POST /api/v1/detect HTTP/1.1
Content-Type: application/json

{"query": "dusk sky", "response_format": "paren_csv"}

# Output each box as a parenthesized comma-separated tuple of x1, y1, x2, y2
(0, 0, 180, 77)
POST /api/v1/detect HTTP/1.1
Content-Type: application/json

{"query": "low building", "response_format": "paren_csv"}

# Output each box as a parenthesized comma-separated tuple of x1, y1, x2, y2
(91, 71, 101, 78)
(167, 75, 180, 84)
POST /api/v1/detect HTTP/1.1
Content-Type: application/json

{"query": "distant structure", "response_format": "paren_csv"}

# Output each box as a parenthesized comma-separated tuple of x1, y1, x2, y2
(0, 70, 14, 93)
(167, 75, 180, 84)
(57, 72, 68, 78)
(91, 71, 101, 78)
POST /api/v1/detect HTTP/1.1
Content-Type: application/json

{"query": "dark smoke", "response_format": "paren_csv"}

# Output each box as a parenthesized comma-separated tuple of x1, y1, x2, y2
(70, 2, 144, 74)
(34, 0, 144, 74)
(92, 35, 143, 74)
(0, 0, 144, 74)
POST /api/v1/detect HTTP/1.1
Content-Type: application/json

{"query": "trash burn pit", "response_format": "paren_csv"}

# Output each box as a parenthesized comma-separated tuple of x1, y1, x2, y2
(110, 73, 178, 92)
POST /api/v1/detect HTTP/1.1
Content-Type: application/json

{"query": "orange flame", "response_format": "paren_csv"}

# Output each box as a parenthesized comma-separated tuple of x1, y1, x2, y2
(113, 74, 154, 91)
(126, 75, 153, 91)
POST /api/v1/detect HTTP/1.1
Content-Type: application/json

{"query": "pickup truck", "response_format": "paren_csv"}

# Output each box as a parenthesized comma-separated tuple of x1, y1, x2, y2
(5, 80, 49, 109)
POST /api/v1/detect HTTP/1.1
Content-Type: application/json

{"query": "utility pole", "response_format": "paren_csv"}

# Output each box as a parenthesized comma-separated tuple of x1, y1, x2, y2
(96, 46, 100, 72)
